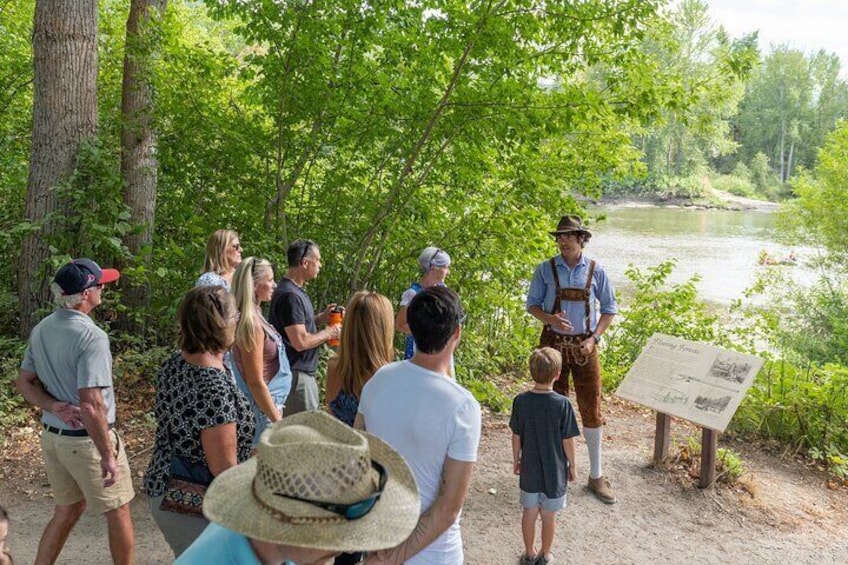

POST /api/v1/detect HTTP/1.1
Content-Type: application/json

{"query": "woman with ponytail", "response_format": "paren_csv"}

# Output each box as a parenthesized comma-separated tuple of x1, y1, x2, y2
(230, 257, 292, 445)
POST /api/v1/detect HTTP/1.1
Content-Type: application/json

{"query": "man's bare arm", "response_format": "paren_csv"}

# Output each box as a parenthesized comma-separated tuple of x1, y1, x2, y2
(15, 369, 82, 428)
(284, 323, 339, 352)
(594, 312, 615, 339)
(581, 312, 615, 354)
(353, 412, 366, 431)
(79, 387, 119, 487)
(367, 457, 474, 564)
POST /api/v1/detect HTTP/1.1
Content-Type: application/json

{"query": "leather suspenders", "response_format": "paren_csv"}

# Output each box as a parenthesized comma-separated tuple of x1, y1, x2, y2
(548, 258, 595, 335)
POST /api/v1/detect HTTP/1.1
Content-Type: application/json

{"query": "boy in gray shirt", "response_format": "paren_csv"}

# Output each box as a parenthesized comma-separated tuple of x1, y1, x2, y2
(510, 347, 580, 565)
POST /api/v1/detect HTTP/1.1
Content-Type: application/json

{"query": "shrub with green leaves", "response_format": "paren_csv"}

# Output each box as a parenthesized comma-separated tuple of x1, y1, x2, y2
(601, 260, 730, 389)
(711, 172, 756, 198)
(734, 360, 848, 476)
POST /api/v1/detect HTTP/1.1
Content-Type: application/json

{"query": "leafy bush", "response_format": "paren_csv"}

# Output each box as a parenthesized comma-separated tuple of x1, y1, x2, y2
(749, 152, 783, 198)
(601, 260, 730, 389)
(652, 172, 710, 199)
(683, 436, 746, 483)
(733, 360, 848, 476)
(711, 172, 756, 198)
(0, 337, 29, 431)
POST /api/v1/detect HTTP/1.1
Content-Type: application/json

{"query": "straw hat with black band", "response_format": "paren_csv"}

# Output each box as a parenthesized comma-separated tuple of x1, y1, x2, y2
(201, 411, 420, 552)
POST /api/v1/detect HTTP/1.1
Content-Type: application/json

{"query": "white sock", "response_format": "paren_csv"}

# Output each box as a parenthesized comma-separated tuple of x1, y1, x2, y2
(584, 426, 603, 479)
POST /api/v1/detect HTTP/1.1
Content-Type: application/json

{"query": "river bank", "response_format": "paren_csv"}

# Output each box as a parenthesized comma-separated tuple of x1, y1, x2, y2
(593, 189, 780, 213)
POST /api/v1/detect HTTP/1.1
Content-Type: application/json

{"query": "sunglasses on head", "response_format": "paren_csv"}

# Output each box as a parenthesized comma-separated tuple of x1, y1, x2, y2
(299, 241, 313, 264)
(273, 460, 387, 521)
(208, 289, 227, 318)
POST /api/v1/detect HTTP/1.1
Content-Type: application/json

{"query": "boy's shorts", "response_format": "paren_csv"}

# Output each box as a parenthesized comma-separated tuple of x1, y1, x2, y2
(41, 428, 135, 514)
(520, 489, 566, 512)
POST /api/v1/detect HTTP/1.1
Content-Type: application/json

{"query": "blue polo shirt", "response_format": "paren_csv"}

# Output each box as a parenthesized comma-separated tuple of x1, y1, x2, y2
(176, 524, 265, 564)
(526, 254, 617, 335)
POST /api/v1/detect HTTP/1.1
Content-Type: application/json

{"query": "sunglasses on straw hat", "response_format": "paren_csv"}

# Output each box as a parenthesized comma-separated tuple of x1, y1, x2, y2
(273, 460, 387, 520)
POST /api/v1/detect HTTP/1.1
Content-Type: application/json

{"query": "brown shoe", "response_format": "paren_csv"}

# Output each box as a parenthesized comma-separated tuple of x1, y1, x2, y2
(588, 476, 617, 504)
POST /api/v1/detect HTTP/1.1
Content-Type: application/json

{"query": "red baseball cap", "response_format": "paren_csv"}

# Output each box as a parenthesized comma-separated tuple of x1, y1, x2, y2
(54, 259, 120, 295)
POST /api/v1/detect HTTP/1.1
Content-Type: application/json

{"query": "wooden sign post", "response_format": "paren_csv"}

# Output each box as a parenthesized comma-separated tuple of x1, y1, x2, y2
(653, 412, 719, 488)
(700, 427, 718, 488)
(617, 334, 763, 488)
(653, 412, 671, 462)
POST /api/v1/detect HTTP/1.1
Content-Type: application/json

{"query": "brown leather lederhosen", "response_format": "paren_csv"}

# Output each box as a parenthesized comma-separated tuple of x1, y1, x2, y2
(538, 258, 605, 427)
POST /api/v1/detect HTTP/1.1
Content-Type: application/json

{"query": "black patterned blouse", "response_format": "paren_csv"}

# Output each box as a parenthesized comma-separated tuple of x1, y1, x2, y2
(143, 351, 255, 497)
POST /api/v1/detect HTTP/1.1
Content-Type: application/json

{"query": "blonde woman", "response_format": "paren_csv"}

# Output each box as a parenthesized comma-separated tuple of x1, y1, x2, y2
(326, 291, 395, 426)
(230, 257, 292, 445)
(195, 229, 242, 290)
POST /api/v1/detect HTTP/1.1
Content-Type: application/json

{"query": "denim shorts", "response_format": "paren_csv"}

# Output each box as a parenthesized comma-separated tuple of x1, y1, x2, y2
(520, 489, 566, 512)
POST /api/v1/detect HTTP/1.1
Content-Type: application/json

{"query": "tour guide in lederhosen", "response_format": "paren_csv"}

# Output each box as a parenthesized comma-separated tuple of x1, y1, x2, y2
(526, 215, 618, 504)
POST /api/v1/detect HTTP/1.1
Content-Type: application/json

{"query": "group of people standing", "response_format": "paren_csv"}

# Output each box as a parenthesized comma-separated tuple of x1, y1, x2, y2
(14, 213, 618, 565)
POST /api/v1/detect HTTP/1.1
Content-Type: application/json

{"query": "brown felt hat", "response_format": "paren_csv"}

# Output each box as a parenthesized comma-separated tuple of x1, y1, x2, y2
(548, 215, 592, 239)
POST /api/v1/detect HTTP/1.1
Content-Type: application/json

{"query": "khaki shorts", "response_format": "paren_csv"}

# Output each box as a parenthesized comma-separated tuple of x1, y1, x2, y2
(40, 428, 135, 514)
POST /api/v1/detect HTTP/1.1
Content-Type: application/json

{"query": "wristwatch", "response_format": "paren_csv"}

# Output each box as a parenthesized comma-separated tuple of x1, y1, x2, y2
(592, 332, 601, 344)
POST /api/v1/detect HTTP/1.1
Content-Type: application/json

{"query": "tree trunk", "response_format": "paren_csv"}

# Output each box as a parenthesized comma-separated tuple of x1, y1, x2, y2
(778, 117, 786, 183)
(117, 0, 167, 334)
(786, 139, 795, 182)
(18, 0, 98, 336)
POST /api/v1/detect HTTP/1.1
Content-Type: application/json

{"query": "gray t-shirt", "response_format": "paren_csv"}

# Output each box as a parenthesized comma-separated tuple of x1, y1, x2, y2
(509, 390, 580, 498)
(21, 309, 115, 430)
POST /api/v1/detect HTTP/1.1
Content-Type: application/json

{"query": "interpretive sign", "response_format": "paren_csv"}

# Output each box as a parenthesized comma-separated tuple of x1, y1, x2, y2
(615, 333, 764, 432)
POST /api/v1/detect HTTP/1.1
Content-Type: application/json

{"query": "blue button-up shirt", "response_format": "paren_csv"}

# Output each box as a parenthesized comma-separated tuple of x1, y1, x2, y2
(526, 254, 617, 335)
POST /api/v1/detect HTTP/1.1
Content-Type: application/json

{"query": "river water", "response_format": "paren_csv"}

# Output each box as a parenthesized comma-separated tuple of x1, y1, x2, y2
(584, 206, 817, 306)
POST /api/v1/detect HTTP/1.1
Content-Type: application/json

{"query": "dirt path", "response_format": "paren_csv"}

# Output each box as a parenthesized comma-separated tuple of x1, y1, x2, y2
(2, 398, 846, 564)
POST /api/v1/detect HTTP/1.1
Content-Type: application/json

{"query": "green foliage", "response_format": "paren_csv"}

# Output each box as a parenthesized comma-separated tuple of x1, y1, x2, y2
(733, 360, 848, 476)
(117, 0, 675, 362)
(46, 139, 133, 262)
(808, 445, 848, 479)
(735, 133, 848, 476)
(602, 260, 728, 389)
(733, 46, 848, 183)
(784, 121, 848, 259)
(683, 436, 746, 483)
(462, 378, 511, 414)
(3, 0, 848, 452)
(711, 171, 756, 198)
(0, 0, 34, 293)
(0, 336, 28, 431)
(767, 276, 848, 366)
(717, 446, 746, 482)
(635, 0, 755, 179)
(111, 343, 171, 388)
(748, 152, 779, 197)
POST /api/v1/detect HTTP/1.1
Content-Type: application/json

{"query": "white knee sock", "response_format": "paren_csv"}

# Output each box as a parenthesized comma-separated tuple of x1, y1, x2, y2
(584, 426, 603, 479)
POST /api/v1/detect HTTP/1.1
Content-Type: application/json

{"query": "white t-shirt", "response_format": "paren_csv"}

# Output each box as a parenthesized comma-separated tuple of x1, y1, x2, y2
(358, 360, 481, 565)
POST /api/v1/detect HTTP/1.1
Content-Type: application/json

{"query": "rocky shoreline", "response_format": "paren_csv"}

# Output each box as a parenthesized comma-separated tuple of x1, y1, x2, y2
(593, 190, 780, 212)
